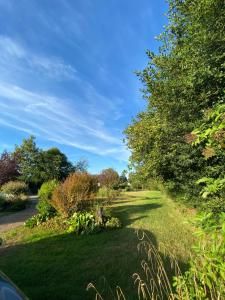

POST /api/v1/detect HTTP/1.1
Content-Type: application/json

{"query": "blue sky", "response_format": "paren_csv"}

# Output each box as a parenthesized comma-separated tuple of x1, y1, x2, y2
(0, 0, 167, 174)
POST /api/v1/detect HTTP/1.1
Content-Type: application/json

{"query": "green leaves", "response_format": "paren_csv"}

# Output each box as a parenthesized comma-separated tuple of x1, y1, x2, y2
(125, 0, 225, 210)
(174, 212, 225, 299)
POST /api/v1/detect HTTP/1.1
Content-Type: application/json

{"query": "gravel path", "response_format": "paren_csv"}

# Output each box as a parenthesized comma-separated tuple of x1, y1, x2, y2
(0, 196, 38, 233)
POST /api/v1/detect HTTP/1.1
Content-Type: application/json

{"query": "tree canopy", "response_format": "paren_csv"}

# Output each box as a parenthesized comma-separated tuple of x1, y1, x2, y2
(13, 136, 88, 191)
(125, 0, 225, 208)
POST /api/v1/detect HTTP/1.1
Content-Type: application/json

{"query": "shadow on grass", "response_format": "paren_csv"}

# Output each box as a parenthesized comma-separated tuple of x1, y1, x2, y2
(111, 203, 162, 226)
(0, 226, 189, 300)
(0, 194, 190, 300)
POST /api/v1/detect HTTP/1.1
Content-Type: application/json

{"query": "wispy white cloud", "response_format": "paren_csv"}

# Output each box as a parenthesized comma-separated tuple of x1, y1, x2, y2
(0, 36, 76, 80)
(0, 22, 128, 163)
(0, 82, 128, 161)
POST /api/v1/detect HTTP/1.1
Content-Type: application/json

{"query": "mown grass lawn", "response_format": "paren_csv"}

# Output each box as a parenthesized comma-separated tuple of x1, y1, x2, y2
(0, 191, 195, 300)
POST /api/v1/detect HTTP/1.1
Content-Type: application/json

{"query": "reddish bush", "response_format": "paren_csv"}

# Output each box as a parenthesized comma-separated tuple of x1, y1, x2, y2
(0, 151, 18, 186)
(51, 172, 98, 216)
(98, 168, 119, 188)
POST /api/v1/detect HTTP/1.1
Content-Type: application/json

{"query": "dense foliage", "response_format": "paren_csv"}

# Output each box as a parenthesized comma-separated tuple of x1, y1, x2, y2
(97, 186, 120, 203)
(51, 172, 98, 216)
(98, 168, 119, 189)
(1, 181, 28, 196)
(37, 180, 58, 215)
(12, 136, 87, 191)
(0, 181, 29, 211)
(192, 104, 225, 213)
(125, 0, 225, 210)
(25, 212, 54, 228)
(0, 151, 18, 186)
(174, 213, 225, 299)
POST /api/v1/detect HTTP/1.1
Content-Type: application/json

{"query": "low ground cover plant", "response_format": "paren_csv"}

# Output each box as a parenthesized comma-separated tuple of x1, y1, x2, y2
(67, 211, 121, 235)
(25, 212, 53, 228)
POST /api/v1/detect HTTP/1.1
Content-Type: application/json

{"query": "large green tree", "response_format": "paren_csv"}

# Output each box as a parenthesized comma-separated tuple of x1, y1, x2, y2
(42, 148, 74, 181)
(125, 0, 225, 205)
(14, 136, 88, 191)
(14, 136, 44, 190)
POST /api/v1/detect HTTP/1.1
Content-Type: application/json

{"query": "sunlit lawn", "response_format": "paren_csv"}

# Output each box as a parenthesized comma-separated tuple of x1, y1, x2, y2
(0, 191, 195, 300)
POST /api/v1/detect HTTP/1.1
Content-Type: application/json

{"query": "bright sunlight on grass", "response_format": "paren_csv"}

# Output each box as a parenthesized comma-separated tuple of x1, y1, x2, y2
(0, 191, 195, 300)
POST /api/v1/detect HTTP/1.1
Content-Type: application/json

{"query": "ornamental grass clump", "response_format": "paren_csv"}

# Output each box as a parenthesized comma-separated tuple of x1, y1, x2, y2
(51, 172, 98, 217)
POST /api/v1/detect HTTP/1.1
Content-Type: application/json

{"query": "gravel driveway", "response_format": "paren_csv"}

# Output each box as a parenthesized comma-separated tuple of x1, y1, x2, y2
(0, 196, 38, 233)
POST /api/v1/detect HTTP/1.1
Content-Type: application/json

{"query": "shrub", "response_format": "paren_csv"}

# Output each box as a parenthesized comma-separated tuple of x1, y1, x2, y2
(1, 181, 28, 196)
(105, 217, 122, 229)
(66, 211, 121, 235)
(1, 192, 28, 211)
(202, 197, 225, 214)
(97, 187, 120, 203)
(67, 212, 100, 235)
(174, 213, 225, 299)
(6, 198, 28, 211)
(0, 193, 6, 210)
(51, 172, 98, 216)
(37, 180, 58, 215)
(25, 212, 53, 228)
(98, 168, 119, 189)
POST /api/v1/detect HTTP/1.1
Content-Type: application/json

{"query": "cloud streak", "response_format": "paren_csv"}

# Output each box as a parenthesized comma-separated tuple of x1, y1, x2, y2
(0, 82, 128, 161)
(0, 36, 76, 80)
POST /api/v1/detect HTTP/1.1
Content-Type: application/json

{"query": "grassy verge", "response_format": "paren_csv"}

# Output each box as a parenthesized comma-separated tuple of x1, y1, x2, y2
(0, 191, 195, 299)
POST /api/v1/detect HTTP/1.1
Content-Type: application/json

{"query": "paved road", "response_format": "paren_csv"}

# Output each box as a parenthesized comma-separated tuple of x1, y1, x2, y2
(0, 196, 38, 233)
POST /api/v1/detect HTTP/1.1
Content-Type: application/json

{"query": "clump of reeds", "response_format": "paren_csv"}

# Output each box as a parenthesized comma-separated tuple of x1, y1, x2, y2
(87, 229, 184, 300)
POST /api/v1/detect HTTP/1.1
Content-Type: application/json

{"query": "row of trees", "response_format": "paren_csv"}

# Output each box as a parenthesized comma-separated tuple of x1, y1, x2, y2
(0, 136, 129, 193)
(0, 136, 88, 192)
(125, 0, 224, 211)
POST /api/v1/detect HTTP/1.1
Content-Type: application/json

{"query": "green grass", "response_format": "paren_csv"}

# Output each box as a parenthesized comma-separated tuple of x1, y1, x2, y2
(0, 191, 195, 299)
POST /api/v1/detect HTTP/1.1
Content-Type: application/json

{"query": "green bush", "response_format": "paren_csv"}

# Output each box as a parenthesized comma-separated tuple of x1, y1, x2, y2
(6, 198, 27, 211)
(66, 211, 122, 235)
(37, 180, 58, 215)
(0, 193, 6, 210)
(97, 187, 120, 202)
(1, 181, 28, 196)
(105, 217, 122, 229)
(67, 212, 100, 235)
(25, 212, 53, 228)
(1, 193, 28, 212)
(97, 186, 108, 198)
(174, 213, 225, 299)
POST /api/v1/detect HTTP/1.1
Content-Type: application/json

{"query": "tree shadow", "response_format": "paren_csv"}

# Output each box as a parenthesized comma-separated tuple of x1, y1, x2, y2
(0, 226, 189, 300)
(111, 203, 162, 226)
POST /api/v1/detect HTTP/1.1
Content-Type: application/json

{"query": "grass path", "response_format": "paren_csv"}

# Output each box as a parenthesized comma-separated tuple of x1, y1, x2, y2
(0, 191, 195, 300)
